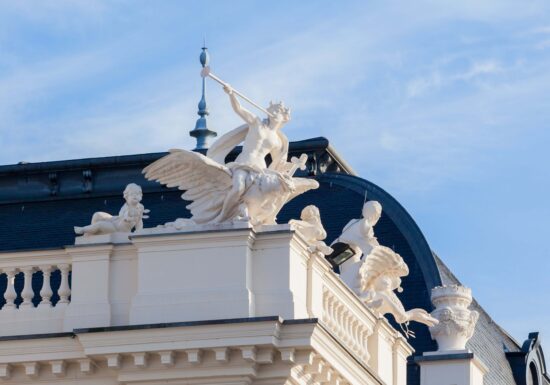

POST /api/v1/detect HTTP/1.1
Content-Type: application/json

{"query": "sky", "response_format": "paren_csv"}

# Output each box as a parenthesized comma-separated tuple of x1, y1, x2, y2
(0, 0, 549, 349)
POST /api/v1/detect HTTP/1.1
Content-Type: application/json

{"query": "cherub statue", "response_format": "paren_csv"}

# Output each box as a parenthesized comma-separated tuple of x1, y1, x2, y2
(336, 200, 382, 257)
(74, 183, 149, 236)
(289, 205, 333, 255)
(333, 201, 382, 293)
(359, 246, 439, 328)
(333, 199, 438, 329)
(143, 84, 318, 227)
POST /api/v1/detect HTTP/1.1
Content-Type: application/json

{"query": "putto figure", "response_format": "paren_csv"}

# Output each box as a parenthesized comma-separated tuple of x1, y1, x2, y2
(334, 200, 438, 329)
(334, 201, 382, 293)
(144, 83, 318, 227)
(359, 246, 439, 328)
(74, 183, 149, 236)
(289, 205, 333, 255)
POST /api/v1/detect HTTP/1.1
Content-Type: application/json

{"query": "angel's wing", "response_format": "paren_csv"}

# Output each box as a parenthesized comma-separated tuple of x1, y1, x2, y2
(359, 245, 409, 291)
(284, 177, 319, 203)
(207, 124, 249, 164)
(143, 149, 233, 224)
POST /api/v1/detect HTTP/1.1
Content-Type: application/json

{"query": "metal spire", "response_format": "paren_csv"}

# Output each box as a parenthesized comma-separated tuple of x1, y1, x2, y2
(190, 44, 217, 151)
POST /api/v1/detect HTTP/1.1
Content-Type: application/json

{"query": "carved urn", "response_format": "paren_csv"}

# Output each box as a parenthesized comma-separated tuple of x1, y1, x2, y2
(429, 285, 479, 351)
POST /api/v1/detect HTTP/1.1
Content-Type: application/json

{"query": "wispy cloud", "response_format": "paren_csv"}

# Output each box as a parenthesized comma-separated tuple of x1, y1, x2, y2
(406, 60, 503, 98)
(1, 0, 550, 351)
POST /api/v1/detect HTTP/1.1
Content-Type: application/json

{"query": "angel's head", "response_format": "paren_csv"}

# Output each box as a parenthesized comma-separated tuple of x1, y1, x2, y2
(362, 201, 382, 225)
(123, 183, 143, 206)
(267, 101, 291, 128)
(300, 205, 320, 222)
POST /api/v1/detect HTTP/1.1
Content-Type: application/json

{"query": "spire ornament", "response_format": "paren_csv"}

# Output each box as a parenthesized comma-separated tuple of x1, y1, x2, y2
(190, 45, 217, 151)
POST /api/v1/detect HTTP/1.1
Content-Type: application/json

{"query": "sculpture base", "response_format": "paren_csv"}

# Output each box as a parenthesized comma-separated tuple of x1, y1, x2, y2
(129, 223, 309, 325)
(415, 351, 488, 385)
(75, 232, 130, 245)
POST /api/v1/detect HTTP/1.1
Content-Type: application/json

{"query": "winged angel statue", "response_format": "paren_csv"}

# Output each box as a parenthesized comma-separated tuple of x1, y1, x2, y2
(144, 85, 318, 226)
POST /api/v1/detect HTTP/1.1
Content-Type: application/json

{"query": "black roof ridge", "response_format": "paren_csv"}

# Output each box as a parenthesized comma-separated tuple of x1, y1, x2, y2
(0, 136, 334, 174)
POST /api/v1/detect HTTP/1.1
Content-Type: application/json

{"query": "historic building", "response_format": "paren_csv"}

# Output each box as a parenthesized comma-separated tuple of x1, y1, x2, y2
(0, 49, 547, 385)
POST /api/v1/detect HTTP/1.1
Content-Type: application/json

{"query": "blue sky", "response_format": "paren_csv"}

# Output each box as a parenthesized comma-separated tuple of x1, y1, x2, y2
(1, 0, 549, 347)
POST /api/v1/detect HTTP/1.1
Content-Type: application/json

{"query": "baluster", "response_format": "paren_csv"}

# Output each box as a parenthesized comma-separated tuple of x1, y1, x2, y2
(39, 265, 53, 308)
(57, 264, 71, 305)
(3, 269, 17, 310)
(20, 267, 35, 309)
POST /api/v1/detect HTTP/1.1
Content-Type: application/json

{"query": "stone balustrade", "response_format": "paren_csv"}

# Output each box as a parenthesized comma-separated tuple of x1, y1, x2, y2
(0, 251, 72, 311)
(0, 250, 72, 335)
(0, 224, 412, 384)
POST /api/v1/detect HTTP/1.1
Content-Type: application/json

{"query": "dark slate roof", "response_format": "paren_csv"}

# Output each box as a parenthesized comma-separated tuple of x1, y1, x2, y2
(0, 136, 537, 385)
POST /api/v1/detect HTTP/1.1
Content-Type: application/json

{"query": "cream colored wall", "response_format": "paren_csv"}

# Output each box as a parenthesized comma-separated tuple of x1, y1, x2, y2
(0, 224, 414, 385)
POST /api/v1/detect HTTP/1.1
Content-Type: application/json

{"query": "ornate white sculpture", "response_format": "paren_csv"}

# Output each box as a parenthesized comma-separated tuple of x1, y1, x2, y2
(144, 84, 318, 227)
(335, 200, 439, 329)
(358, 246, 438, 327)
(289, 205, 333, 255)
(74, 183, 149, 236)
(335, 201, 382, 293)
(429, 285, 479, 351)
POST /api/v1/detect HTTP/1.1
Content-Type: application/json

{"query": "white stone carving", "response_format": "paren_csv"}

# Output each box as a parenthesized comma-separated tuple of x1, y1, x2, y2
(359, 246, 438, 327)
(429, 285, 479, 351)
(335, 201, 382, 293)
(334, 201, 439, 328)
(289, 205, 333, 255)
(143, 87, 318, 227)
(74, 183, 149, 236)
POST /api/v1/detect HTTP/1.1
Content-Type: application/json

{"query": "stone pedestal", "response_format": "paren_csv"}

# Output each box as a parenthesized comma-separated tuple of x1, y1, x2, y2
(129, 224, 311, 325)
(417, 285, 486, 385)
(429, 285, 479, 352)
(415, 351, 488, 385)
(64, 244, 113, 330)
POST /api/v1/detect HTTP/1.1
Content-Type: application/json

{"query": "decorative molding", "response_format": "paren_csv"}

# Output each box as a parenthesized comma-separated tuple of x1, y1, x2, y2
(82, 169, 93, 193)
(78, 358, 93, 374)
(213, 347, 229, 362)
(240, 346, 256, 362)
(429, 285, 479, 351)
(279, 348, 296, 363)
(186, 349, 202, 364)
(0, 363, 10, 380)
(48, 172, 59, 196)
(23, 362, 39, 378)
(50, 360, 65, 377)
(159, 351, 174, 367)
(106, 354, 120, 369)
(132, 352, 147, 368)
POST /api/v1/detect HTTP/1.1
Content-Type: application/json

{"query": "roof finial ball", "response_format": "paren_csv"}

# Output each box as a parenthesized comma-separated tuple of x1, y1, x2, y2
(190, 44, 217, 152)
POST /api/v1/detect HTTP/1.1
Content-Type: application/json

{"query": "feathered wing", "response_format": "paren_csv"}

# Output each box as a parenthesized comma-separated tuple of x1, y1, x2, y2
(284, 177, 319, 203)
(359, 245, 409, 292)
(207, 124, 249, 164)
(143, 149, 233, 224)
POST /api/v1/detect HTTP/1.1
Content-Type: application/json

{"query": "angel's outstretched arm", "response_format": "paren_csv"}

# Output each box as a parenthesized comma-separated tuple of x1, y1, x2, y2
(224, 85, 258, 125)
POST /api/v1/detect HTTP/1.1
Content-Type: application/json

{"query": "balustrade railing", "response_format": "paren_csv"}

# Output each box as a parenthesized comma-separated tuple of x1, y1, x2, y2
(0, 264, 71, 310)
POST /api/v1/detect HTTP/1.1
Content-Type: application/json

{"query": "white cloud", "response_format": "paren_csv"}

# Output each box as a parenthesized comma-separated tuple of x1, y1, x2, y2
(406, 60, 503, 98)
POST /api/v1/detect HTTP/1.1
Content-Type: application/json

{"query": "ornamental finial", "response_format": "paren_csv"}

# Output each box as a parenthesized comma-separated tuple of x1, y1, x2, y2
(190, 44, 217, 151)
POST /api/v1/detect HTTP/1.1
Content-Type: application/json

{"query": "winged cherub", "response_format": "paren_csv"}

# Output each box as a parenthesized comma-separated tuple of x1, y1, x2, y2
(143, 86, 318, 226)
